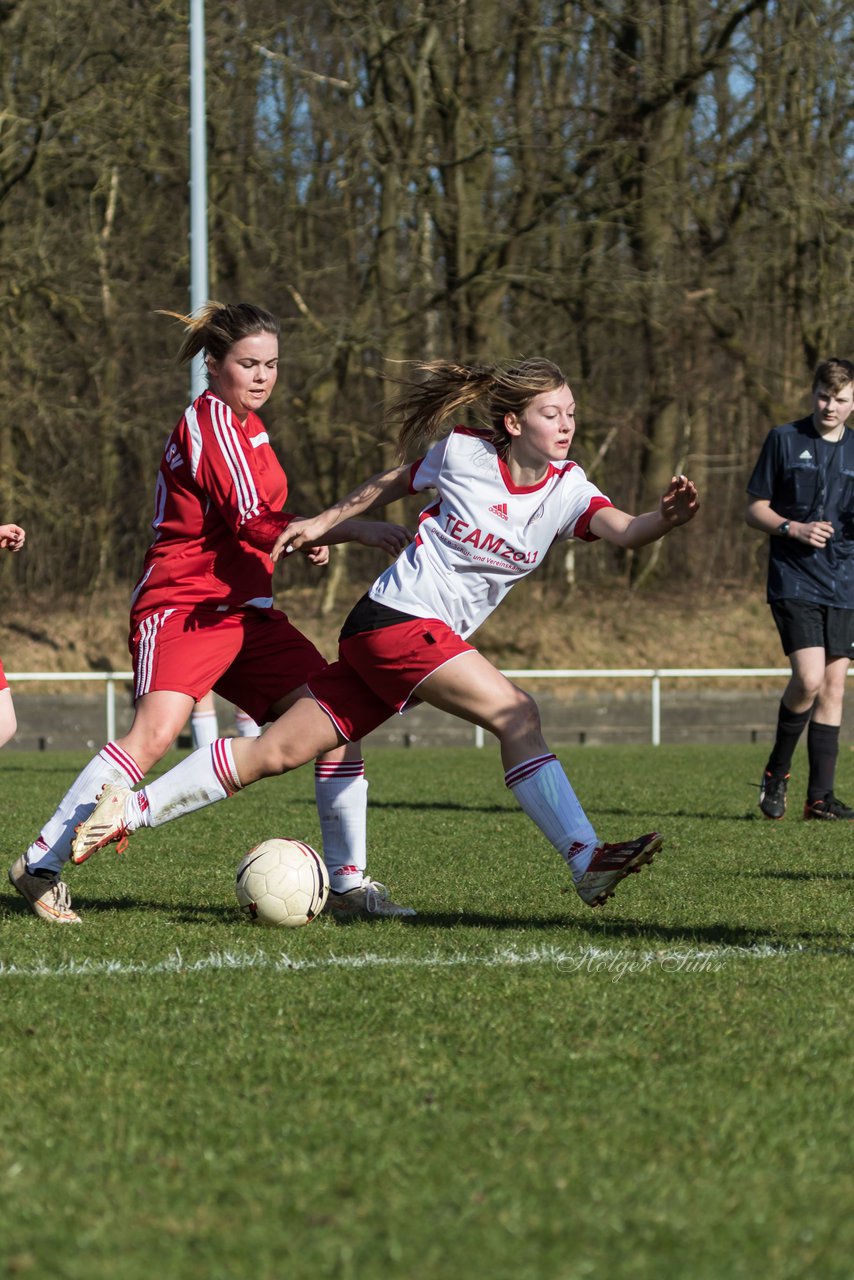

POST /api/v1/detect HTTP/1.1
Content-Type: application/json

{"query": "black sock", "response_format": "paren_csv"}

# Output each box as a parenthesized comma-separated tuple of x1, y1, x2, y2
(766, 702, 812, 776)
(806, 721, 839, 802)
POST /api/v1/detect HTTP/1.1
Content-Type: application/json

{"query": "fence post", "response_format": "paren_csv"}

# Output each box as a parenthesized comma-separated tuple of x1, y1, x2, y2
(651, 674, 661, 746)
(106, 677, 117, 742)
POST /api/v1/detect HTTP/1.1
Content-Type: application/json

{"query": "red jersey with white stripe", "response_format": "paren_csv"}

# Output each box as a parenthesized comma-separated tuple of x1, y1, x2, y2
(368, 427, 613, 638)
(130, 391, 292, 628)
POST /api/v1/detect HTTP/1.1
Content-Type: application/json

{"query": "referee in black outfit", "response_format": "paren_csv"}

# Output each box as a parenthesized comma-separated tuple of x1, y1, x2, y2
(746, 356, 854, 820)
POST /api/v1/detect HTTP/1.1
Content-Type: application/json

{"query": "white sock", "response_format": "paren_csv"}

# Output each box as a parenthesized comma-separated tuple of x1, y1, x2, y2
(136, 739, 242, 828)
(26, 742, 144, 875)
(315, 759, 367, 893)
(234, 710, 261, 738)
(505, 754, 598, 879)
(190, 707, 220, 749)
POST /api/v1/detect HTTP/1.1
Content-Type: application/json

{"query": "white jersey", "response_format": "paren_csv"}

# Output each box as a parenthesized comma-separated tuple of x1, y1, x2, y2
(369, 427, 613, 638)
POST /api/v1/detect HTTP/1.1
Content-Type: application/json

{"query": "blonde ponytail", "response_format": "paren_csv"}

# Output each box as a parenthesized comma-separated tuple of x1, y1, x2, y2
(390, 357, 567, 457)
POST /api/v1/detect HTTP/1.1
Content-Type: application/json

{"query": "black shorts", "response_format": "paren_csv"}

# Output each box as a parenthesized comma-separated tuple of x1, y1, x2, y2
(770, 600, 854, 659)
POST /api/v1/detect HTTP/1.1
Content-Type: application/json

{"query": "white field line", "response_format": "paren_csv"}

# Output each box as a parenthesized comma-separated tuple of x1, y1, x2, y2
(0, 941, 851, 979)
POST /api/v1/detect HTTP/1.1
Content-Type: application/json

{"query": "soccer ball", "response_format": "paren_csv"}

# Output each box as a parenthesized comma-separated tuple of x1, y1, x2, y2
(235, 838, 330, 927)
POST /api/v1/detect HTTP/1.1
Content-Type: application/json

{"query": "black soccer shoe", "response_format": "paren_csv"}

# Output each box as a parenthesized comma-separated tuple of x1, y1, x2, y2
(758, 770, 789, 820)
(803, 794, 854, 821)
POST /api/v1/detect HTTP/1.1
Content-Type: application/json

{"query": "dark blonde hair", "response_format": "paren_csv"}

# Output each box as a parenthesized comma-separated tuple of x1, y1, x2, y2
(812, 357, 854, 394)
(159, 301, 280, 365)
(392, 358, 568, 456)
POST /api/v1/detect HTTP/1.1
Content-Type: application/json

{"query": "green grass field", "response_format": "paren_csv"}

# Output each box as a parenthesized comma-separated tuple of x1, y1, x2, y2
(2, 744, 853, 1280)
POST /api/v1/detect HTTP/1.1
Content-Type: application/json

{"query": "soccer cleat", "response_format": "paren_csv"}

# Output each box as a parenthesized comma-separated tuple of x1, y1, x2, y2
(574, 832, 663, 908)
(758, 770, 789, 820)
(7, 855, 81, 924)
(322, 877, 416, 921)
(803, 794, 854, 821)
(71, 783, 132, 864)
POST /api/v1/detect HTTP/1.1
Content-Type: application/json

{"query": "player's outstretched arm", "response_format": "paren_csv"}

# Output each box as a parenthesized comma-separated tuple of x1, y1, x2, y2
(589, 474, 699, 549)
(272, 464, 412, 561)
(327, 520, 413, 556)
(283, 521, 411, 567)
(659, 474, 700, 527)
(0, 523, 25, 551)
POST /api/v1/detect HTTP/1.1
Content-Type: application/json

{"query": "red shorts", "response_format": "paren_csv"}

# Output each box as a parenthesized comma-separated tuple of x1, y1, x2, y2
(0, 656, 7, 693)
(308, 617, 474, 741)
(131, 607, 327, 725)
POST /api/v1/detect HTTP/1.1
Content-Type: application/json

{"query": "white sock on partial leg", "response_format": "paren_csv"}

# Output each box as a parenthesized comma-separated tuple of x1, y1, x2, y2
(505, 754, 598, 879)
(190, 708, 220, 749)
(314, 759, 368, 893)
(136, 739, 242, 829)
(234, 710, 261, 738)
(26, 742, 144, 875)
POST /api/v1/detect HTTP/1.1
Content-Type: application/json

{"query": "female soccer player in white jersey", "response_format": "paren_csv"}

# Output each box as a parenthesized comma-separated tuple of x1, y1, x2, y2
(73, 358, 699, 910)
(8, 302, 412, 924)
(0, 521, 26, 751)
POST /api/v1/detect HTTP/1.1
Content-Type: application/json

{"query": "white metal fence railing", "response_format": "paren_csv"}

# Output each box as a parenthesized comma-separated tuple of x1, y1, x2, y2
(476, 668, 809, 748)
(11, 666, 846, 747)
(6, 671, 135, 745)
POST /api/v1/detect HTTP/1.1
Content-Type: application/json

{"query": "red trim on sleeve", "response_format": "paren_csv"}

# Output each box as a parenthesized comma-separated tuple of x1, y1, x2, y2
(573, 496, 613, 542)
(238, 511, 293, 554)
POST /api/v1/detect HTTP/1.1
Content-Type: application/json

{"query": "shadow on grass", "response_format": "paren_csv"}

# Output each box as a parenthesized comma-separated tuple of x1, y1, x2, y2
(742, 868, 854, 883)
(4, 889, 845, 952)
(0, 763, 91, 776)
(589, 805, 766, 823)
(406, 911, 836, 948)
(367, 798, 516, 815)
(351, 798, 768, 822)
(0, 889, 237, 926)
(83, 895, 239, 924)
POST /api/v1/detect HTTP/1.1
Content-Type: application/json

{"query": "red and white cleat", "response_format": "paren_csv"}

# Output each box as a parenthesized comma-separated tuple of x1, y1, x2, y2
(71, 783, 132, 864)
(574, 831, 663, 908)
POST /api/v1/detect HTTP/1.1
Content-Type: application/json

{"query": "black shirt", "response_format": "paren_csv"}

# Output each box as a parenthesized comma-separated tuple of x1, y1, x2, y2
(747, 416, 854, 607)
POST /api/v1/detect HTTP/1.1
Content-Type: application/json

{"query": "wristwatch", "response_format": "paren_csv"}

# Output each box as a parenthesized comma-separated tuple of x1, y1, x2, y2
(776, 521, 790, 537)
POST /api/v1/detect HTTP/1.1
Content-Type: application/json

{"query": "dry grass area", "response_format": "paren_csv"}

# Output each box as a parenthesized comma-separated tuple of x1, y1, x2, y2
(0, 580, 783, 678)
(474, 580, 782, 670)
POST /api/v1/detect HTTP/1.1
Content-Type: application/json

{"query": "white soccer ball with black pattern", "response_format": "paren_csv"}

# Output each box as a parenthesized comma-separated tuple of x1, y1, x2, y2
(235, 838, 329, 927)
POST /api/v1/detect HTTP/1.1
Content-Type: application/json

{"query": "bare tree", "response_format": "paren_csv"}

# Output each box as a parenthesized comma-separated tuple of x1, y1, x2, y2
(0, 0, 851, 609)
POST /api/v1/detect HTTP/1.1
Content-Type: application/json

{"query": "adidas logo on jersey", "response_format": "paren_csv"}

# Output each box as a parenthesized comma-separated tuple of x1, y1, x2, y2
(799, 450, 812, 460)
(489, 502, 509, 521)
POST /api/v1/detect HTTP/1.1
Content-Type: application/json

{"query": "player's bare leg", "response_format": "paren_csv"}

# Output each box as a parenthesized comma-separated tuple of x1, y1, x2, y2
(0, 687, 17, 750)
(71, 694, 341, 862)
(12, 689, 197, 920)
(417, 652, 663, 908)
(416, 650, 549, 770)
(117, 690, 198, 772)
(231, 694, 344, 780)
(72, 691, 416, 916)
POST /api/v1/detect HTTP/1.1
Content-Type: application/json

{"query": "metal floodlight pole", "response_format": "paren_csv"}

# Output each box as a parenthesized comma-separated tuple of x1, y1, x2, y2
(189, 0, 209, 399)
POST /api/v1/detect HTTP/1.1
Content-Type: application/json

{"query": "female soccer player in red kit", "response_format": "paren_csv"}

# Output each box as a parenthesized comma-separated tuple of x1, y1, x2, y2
(75, 358, 699, 912)
(9, 302, 412, 924)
